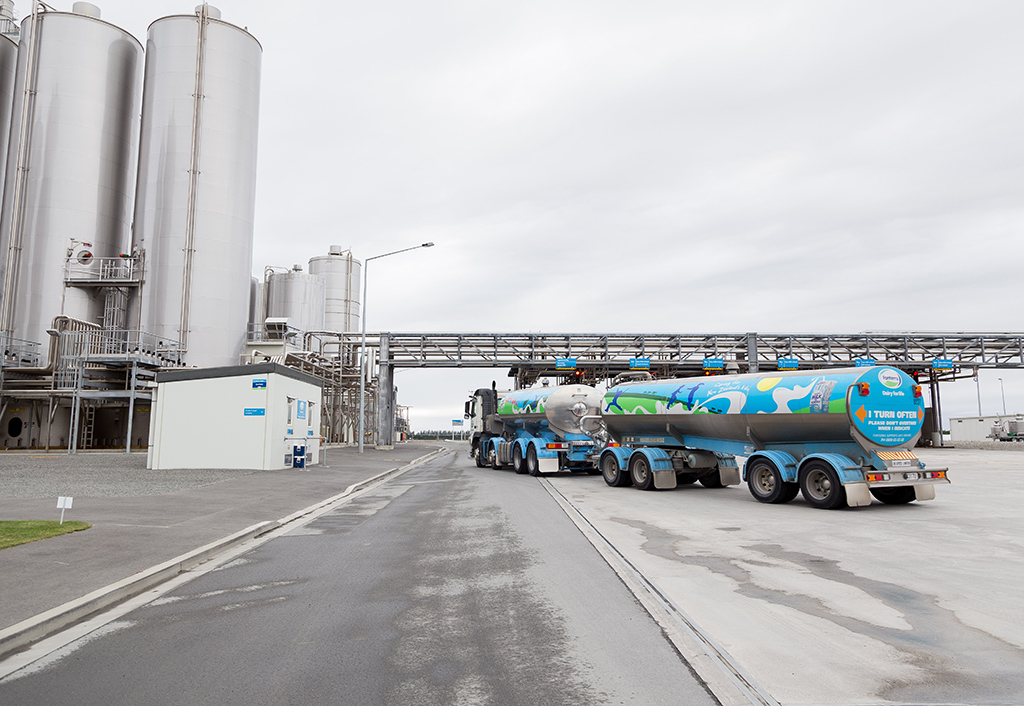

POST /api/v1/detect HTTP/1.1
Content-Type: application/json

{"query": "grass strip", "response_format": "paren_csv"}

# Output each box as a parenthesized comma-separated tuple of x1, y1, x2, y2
(0, 520, 92, 550)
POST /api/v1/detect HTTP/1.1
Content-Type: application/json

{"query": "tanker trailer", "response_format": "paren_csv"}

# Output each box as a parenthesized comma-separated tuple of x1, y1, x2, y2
(596, 366, 949, 509)
(466, 383, 603, 475)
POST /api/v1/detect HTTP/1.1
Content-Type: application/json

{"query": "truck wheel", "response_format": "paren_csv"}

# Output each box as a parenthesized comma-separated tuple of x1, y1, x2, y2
(699, 470, 724, 488)
(800, 461, 848, 509)
(474, 447, 486, 468)
(630, 455, 655, 490)
(600, 453, 631, 487)
(746, 459, 798, 504)
(526, 446, 541, 476)
(512, 445, 526, 474)
(869, 486, 916, 504)
(491, 448, 506, 470)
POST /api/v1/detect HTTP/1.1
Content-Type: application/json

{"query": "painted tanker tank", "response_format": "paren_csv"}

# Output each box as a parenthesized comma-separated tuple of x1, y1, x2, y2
(468, 384, 603, 475)
(597, 366, 948, 509)
(602, 367, 924, 450)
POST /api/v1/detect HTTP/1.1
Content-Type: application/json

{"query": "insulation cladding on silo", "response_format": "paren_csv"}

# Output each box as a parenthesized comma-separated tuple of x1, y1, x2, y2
(131, 6, 262, 368)
(0, 7, 143, 346)
(266, 267, 326, 335)
(308, 246, 362, 332)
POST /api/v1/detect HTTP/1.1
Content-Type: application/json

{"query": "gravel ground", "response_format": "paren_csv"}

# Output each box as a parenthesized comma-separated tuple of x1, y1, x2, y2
(0, 452, 260, 498)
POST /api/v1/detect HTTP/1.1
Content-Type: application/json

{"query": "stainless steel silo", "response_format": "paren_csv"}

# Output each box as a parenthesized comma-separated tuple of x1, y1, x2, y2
(0, 6, 143, 346)
(0, 32, 17, 194)
(266, 266, 326, 335)
(131, 5, 262, 368)
(308, 246, 362, 332)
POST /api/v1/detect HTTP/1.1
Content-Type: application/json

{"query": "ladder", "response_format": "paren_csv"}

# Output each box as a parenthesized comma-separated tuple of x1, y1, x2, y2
(80, 404, 96, 450)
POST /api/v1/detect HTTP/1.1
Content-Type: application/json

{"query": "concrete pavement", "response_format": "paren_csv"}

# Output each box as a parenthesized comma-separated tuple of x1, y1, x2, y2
(0, 442, 449, 656)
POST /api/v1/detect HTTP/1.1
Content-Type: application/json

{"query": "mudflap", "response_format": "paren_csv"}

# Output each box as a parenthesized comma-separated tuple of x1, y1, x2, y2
(717, 458, 741, 486)
(915, 485, 936, 501)
(845, 482, 871, 507)
(538, 456, 560, 473)
(653, 469, 677, 489)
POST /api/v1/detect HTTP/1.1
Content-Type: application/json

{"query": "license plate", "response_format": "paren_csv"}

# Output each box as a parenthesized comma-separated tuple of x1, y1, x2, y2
(891, 460, 912, 468)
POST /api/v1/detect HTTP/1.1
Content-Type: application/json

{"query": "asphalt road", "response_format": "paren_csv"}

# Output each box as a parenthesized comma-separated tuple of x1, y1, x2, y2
(0, 450, 719, 706)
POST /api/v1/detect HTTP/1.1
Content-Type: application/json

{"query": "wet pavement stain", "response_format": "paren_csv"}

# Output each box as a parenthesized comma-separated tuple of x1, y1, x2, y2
(612, 516, 1024, 704)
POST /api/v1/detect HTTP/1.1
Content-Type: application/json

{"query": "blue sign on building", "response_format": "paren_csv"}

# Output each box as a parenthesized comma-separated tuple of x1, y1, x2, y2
(243, 408, 266, 416)
(702, 357, 724, 370)
(629, 357, 650, 370)
(251, 379, 267, 389)
(932, 358, 953, 370)
(297, 400, 307, 420)
(777, 358, 799, 371)
(555, 357, 577, 370)
(855, 358, 877, 367)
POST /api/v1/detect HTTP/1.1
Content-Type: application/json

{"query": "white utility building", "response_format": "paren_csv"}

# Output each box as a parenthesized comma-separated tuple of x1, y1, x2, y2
(148, 363, 322, 470)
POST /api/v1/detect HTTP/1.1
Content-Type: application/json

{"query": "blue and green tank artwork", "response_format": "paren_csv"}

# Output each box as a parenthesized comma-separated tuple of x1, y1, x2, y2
(498, 388, 554, 416)
(603, 370, 870, 417)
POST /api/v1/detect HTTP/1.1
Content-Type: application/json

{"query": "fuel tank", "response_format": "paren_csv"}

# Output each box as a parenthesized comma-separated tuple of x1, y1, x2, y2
(497, 384, 603, 437)
(602, 367, 925, 450)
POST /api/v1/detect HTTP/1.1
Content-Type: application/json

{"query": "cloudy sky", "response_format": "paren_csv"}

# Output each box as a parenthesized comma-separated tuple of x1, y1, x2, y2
(47, 0, 1024, 430)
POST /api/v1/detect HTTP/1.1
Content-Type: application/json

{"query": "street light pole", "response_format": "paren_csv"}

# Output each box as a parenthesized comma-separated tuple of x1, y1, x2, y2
(999, 377, 1006, 415)
(358, 242, 434, 453)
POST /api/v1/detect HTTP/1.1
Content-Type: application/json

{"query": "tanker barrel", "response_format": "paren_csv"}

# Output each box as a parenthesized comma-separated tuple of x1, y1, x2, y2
(602, 367, 925, 451)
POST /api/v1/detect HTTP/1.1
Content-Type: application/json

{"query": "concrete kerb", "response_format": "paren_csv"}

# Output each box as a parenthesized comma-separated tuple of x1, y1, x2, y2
(0, 447, 451, 663)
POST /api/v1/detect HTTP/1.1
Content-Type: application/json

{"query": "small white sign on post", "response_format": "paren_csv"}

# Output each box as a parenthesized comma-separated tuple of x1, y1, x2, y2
(57, 496, 73, 525)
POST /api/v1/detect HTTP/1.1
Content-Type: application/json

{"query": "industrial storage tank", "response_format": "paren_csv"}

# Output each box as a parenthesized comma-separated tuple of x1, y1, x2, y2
(308, 246, 361, 332)
(0, 5, 143, 346)
(131, 5, 262, 368)
(266, 265, 326, 335)
(0, 31, 17, 196)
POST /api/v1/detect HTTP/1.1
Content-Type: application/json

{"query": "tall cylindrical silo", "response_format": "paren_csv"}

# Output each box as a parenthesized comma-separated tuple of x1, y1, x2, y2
(0, 32, 18, 196)
(308, 246, 362, 332)
(266, 266, 326, 335)
(131, 5, 262, 368)
(0, 6, 143, 345)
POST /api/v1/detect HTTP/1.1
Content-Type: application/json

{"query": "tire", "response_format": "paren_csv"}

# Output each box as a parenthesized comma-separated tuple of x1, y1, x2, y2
(526, 445, 541, 476)
(474, 447, 486, 468)
(601, 453, 632, 487)
(800, 461, 848, 509)
(512, 444, 527, 474)
(488, 447, 506, 470)
(630, 455, 655, 490)
(869, 486, 916, 505)
(699, 469, 725, 488)
(746, 459, 799, 504)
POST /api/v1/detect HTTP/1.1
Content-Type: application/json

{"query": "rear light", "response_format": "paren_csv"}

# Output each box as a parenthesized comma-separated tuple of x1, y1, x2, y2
(925, 471, 946, 479)
(866, 473, 891, 482)
(913, 385, 922, 398)
(546, 442, 568, 450)
(858, 382, 870, 396)
(608, 443, 621, 447)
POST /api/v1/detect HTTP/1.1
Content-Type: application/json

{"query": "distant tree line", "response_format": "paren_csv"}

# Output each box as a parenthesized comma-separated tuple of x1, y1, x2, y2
(410, 430, 468, 440)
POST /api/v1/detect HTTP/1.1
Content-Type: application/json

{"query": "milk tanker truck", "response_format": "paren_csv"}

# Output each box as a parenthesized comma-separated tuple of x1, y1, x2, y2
(466, 384, 603, 475)
(596, 366, 949, 509)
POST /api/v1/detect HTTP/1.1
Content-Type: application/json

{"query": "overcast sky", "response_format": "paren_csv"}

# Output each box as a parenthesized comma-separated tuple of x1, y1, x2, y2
(43, 1, 1024, 431)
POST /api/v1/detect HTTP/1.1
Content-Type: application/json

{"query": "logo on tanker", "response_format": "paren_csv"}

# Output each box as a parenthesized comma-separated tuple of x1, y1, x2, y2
(878, 369, 902, 389)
